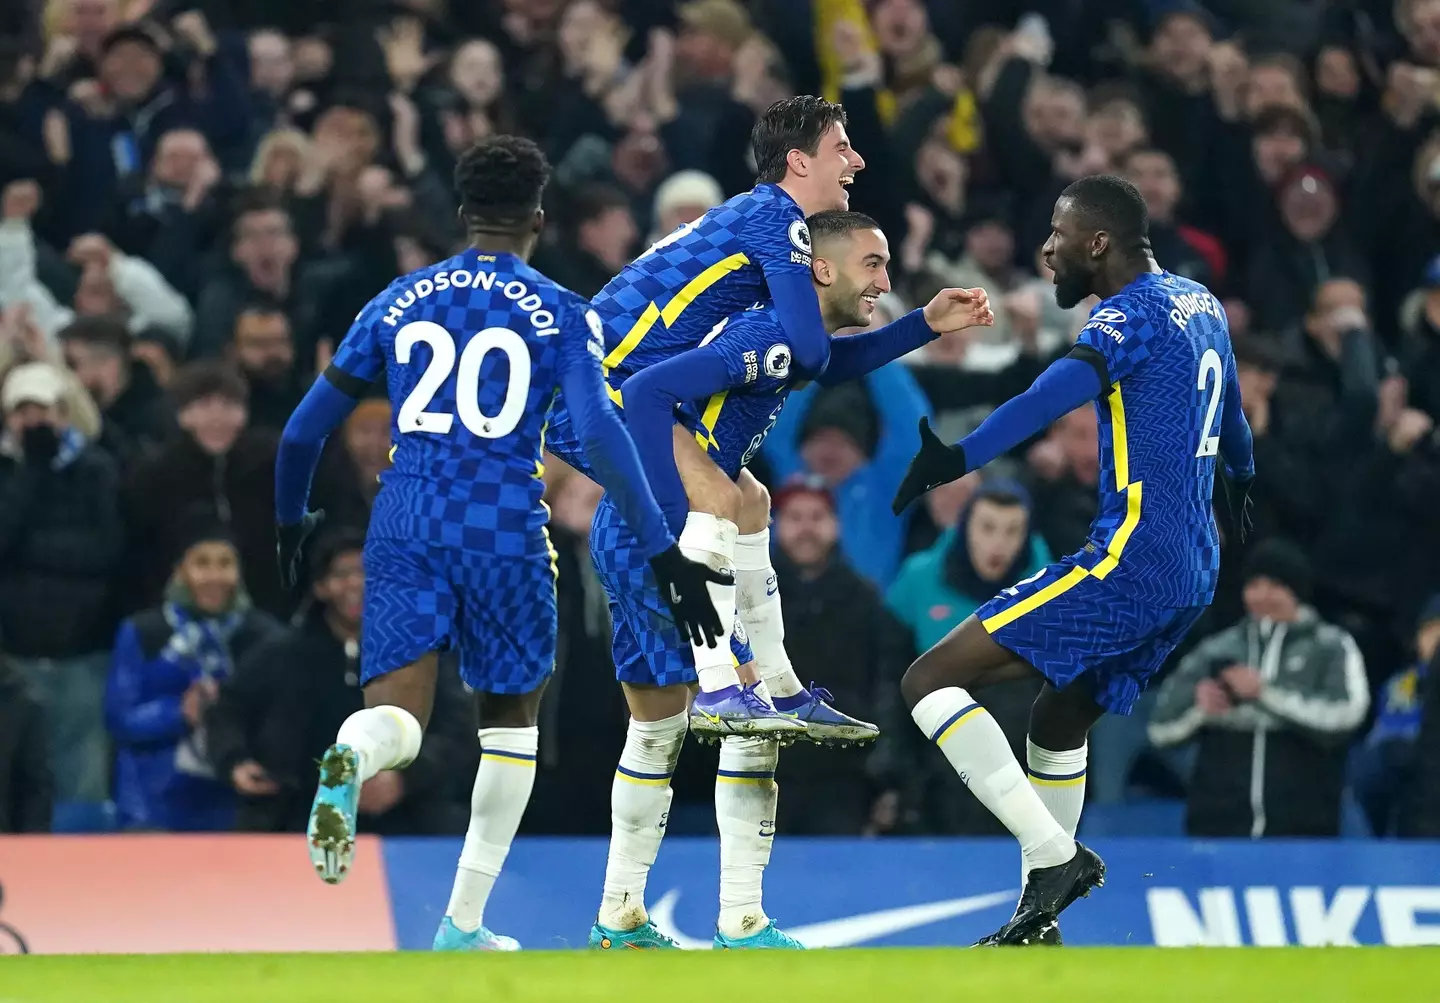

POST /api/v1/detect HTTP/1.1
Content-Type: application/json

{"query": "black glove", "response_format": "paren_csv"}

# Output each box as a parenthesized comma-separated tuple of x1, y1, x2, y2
(649, 544, 732, 648)
(891, 417, 969, 515)
(1221, 474, 1254, 544)
(276, 509, 326, 590)
(20, 424, 60, 468)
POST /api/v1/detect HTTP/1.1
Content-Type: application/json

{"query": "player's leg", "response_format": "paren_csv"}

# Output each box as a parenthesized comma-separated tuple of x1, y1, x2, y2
(732, 470, 878, 746)
(434, 549, 559, 952)
(672, 426, 802, 738)
(900, 570, 1104, 944)
(435, 682, 547, 952)
(307, 540, 442, 885)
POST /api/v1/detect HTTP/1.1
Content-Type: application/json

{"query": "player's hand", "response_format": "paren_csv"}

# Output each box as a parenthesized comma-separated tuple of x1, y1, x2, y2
(649, 545, 731, 648)
(922, 287, 993, 335)
(892, 418, 968, 515)
(1220, 474, 1254, 544)
(277, 509, 326, 590)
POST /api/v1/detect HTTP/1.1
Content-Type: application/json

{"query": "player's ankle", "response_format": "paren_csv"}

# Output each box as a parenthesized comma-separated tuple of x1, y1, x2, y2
(697, 664, 741, 692)
(760, 666, 804, 699)
(598, 901, 649, 932)
(718, 909, 769, 940)
(1023, 833, 1077, 871)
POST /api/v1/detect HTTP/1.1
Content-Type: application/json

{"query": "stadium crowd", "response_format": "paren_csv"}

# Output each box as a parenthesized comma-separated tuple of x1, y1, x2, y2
(1, 0, 1439, 842)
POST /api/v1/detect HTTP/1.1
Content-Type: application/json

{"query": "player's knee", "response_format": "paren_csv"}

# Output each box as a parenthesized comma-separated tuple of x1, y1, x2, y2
(736, 471, 770, 534)
(689, 475, 742, 524)
(900, 654, 941, 711)
(476, 683, 547, 729)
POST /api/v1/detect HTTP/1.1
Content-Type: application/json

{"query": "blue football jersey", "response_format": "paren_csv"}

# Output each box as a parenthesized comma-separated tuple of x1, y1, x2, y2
(1070, 271, 1234, 607)
(331, 247, 602, 558)
(589, 183, 812, 398)
(674, 305, 797, 477)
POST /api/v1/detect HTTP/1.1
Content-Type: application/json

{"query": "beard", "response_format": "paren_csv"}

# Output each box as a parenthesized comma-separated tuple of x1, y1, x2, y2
(1053, 266, 1094, 309)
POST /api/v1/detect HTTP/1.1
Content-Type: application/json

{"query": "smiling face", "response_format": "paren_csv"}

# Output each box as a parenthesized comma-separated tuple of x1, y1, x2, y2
(813, 225, 891, 329)
(793, 121, 865, 212)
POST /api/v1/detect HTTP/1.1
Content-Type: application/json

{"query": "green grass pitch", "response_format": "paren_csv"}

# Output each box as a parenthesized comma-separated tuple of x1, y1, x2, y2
(3, 949, 1438, 1003)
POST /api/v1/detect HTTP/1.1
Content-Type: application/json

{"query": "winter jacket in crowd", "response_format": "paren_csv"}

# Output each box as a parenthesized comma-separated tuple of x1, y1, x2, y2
(1150, 608, 1370, 837)
(0, 427, 123, 657)
(104, 585, 279, 831)
(0, 655, 52, 833)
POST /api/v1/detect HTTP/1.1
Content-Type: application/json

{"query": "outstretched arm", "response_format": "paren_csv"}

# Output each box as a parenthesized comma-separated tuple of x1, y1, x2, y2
(275, 367, 366, 525)
(1219, 357, 1255, 481)
(819, 289, 993, 386)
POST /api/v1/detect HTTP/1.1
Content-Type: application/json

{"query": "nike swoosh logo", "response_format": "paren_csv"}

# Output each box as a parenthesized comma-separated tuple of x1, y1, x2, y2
(647, 888, 1017, 949)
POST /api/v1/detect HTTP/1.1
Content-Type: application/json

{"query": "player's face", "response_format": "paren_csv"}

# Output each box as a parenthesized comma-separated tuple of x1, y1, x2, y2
(818, 228, 891, 328)
(1041, 198, 1100, 310)
(807, 123, 865, 210)
(179, 541, 241, 614)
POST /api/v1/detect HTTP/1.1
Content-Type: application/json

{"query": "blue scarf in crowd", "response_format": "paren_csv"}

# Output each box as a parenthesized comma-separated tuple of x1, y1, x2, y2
(161, 579, 250, 781)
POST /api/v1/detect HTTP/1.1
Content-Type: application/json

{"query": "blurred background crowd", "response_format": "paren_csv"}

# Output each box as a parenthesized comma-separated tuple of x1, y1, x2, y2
(2, 0, 1440, 843)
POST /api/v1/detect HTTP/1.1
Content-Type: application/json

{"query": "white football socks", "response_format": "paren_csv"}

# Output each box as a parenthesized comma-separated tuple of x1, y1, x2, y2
(1024, 739, 1087, 885)
(734, 529, 803, 699)
(911, 688, 1074, 870)
(716, 735, 779, 940)
(336, 706, 424, 783)
(598, 711, 688, 931)
(679, 512, 741, 693)
(445, 727, 538, 932)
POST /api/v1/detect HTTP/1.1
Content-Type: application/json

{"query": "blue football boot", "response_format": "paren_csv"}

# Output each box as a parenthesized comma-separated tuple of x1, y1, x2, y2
(433, 916, 520, 951)
(589, 920, 680, 950)
(306, 744, 360, 884)
(714, 921, 805, 950)
(773, 685, 880, 746)
(689, 683, 808, 744)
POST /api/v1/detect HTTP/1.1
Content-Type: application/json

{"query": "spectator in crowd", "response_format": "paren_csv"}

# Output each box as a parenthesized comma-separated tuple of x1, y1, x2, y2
(0, 640, 53, 834)
(881, 478, 1048, 834)
(1024, 405, 1099, 557)
(765, 363, 931, 589)
(536, 183, 638, 297)
(124, 360, 364, 617)
(207, 528, 468, 834)
(0, 360, 121, 807)
(1149, 540, 1370, 837)
(755, 475, 910, 835)
(58, 314, 173, 465)
(1352, 596, 1440, 836)
(105, 510, 279, 831)
(228, 298, 304, 433)
(194, 190, 307, 358)
(341, 396, 391, 508)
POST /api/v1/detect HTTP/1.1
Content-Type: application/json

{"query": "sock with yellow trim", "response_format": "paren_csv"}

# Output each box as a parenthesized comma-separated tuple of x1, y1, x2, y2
(680, 513, 742, 693)
(445, 726, 539, 932)
(1023, 739, 1087, 885)
(911, 688, 1073, 870)
(599, 711, 687, 931)
(335, 705, 423, 783)
(716, 735, 779, 939)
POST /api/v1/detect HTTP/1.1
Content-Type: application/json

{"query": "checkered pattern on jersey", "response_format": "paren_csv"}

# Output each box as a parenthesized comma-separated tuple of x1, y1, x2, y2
(360, 537, 556, 694)
(589, 185, 808, 385)
(1072, 272, 1231, 607)
(334, 249, 590, 558)
(978, 559, 1206, 716)
(590, 495, 752, 686)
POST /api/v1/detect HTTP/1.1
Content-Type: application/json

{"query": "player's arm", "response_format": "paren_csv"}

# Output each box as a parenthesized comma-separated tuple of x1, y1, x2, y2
(274, 311, 382, 585)
(742, 208, 830, 376)
(618, 345, 735, 534)
(818, 289, 993, 386)
(890, 348, 1105, 514)
(1219, 355, 1255, 481)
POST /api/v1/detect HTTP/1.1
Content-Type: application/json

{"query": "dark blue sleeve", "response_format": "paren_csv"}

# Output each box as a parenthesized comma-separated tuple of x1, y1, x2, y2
(766, 269, 832, 378)
(275, 372, 361, 525)
(1220, 354, 1255, 480)
(957, 356, 1103, 469)
(104, 622, 186, 745)
(557, 300, 676, 560)
(818, 309, 934, 386)
(620, 347, 734, 536)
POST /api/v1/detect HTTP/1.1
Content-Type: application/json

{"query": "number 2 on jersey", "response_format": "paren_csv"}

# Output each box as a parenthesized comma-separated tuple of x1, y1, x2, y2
(1195, 347, 1222, 458)
(395, 320, 531, 438)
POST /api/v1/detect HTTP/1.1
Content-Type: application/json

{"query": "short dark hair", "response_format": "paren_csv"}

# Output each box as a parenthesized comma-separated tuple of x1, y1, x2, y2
(1251, 105, 1318, 148)
(806, 209, 880, 248)
(169, 360, 248, 410)
(231, 185, 290, 221)
(570, 183, 632, 227)
(752, 96, 847, 184)
(59, 315, 131, 354)
(309, 526, 367, 581)
(454, 135, 551, 228)
(1233, 335, 1282, 373)
(236, 296, 289, 322)
(1059, 174, 1150, 255)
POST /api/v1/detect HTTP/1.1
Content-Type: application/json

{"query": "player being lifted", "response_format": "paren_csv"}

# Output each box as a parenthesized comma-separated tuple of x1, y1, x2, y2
(271, 137, 726, 951)
(890, 176, 1255, 947)
(548, 95, 872, 741)
(586, 211, 992, 950)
